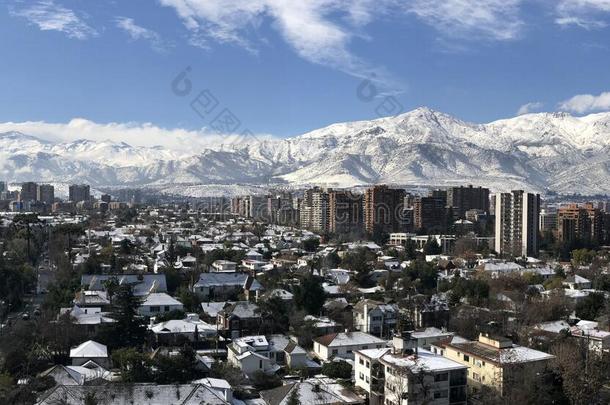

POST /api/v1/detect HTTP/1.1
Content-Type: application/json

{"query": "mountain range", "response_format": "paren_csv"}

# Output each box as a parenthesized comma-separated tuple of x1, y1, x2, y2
(2, 107, 610, 195)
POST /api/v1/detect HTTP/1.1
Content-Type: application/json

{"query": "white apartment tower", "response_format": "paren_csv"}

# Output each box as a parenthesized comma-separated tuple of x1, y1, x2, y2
(495, 190, 540, 257)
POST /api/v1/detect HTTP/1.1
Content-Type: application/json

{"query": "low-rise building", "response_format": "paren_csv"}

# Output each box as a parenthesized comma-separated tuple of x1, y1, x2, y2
(432, 333, 554, 396)
(314, 331, 387, 361)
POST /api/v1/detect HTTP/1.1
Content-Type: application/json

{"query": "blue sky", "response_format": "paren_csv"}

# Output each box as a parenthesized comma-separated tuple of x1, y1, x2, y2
(1, 0, 610, 144)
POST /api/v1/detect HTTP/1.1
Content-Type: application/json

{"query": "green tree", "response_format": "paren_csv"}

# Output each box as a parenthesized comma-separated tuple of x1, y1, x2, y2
(321, 360, 352, 379)
(293, 276, 325, 315)
(575, 292, 606, 320)
(97, 284, 146, 349)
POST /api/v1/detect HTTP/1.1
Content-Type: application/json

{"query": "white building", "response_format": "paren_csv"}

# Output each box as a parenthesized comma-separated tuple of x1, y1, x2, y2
(495, 190, 540, 257)
(354, 347, 468, 405)
(314, 331, 387, 361)
(138, 293, 184, 316)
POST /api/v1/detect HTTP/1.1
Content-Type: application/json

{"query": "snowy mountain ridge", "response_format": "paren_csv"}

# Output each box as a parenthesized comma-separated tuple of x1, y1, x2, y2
(2, 107, 610, 195)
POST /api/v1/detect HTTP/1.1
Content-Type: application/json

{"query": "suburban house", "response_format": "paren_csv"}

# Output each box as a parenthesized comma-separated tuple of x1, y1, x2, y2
(69, 340, 110, 369)
(562, 275, 592, 290)
(314, 331, 387, 361)
(227, 334, 310, 376)
(212, 260, 237, 272)
(35, 384, 230, 405)
(193, 272, 264, 300)
(353, 299, 400, 338)
(150, 313, 217, 344)
(432, 333, 554, 396)
(138, 292, 184, 316)
(81, 274, 168, 295)
(60, 305, 115, 335)
(260, 377, 364, 405)
(217, 301, 261, 339)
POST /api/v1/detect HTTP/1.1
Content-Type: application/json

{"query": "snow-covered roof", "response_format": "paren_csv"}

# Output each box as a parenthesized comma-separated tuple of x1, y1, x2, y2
(69, 340, 108, 359)
(381, 349, 467, 373)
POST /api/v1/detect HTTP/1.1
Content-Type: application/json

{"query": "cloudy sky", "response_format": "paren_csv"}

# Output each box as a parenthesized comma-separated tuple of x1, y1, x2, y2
(1, 0, 610, 146)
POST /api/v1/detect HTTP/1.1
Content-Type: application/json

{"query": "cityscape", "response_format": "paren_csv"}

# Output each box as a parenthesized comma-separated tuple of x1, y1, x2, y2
(2, 0, 610, 404)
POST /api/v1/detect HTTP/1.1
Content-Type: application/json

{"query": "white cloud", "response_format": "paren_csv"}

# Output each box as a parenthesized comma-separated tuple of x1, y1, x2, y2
(556, 0, 610, 28)
(558, 91, 610, 114)
(0, 118, 274, 153)
(9, 0, 97, 40)
(115, 17, 170, 52)
(407, 0, 524, 41)
(517, 101, 544, 115)
(158, 0, 401, 87)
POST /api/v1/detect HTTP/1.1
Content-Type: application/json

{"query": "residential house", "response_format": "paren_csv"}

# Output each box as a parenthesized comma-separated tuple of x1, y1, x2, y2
(314, 331, 387, 361)
(260, 377, 364, 405)
(353, 299, 399, 338)
(35, 384, 229, 405)
(69, 340, 109, 369)
(217, 301, 261, 339)
(150, 313, 217, 344)
(193, 272, 263, 301)
(139, 292, 184, 316)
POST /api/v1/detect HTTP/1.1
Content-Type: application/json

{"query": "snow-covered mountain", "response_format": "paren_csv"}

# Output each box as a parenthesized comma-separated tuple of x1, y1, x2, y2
(2, 107, 610, 195)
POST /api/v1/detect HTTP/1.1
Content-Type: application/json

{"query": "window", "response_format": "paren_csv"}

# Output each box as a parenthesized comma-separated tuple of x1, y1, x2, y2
(150, 306, 160, 313)
(434, 373, 448, 382)
(164, 305, 170, 312)
(347, 349, 353, 354)
(359, 372, 364, 380)
(472, 372, 481, 382)
(434, 390, 448, 399)
(463, 355, 470, 363)
(365, 376, 369, 383)
(362, 345, 368, 349)
(359, 358, 364, 365)
(332, 349, 338, 356)
(366, 361, 370, 369)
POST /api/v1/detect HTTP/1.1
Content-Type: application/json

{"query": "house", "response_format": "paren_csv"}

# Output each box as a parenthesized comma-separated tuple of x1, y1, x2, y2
(217, 301, 261, 339)
(260, 377, 364, 405)
(139, 292, 184, 316)
(228, 334, 310, 376)
(536, 320, 610, 354)
(433, 333, 554, 396)
(194, 378, 233, 403)
(562, 275, 592, 290)
(193, 272, 263, 300)
(245, 250, 264, 261)
(212, 260, 237, 272)
(314, 331, 387, 361)
(69, 340, 109, 369)
(150, 314, 217, 344)
(35, 384, 229, 405)
(38, 363, 113, 386)
(81, 274, 167, 296)
(60, 305, 115, 336)
(353, 299, 399, 338)
(410, 328, 454, 350)
(355, 347, 468, 405)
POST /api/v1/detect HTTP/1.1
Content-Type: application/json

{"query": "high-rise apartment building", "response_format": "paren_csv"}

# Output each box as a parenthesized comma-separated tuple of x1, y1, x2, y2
(37, 184, 55, 204)
(363, 185, 406, 234)
(539, 208, 557, 233)
(69, 184, 91, 203)
(328, 190, 363, 234)
(299, 187, 330, 233)
(557, 203, 603, 243)
(495, 190, 540, 257)
(414, 191, 448, 232)
(446, 185, 490, 219)
(20, 182, 38, 202)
